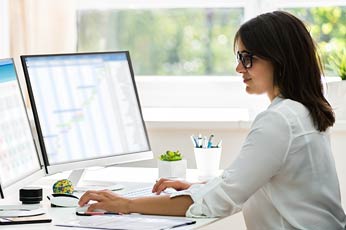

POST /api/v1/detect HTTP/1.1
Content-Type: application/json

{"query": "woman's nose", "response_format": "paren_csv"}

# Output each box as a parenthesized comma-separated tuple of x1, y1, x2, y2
(236, 62, 246, 73)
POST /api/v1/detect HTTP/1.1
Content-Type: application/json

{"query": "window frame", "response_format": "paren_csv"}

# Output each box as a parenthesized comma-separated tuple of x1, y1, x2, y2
(0, 0, 9, 58)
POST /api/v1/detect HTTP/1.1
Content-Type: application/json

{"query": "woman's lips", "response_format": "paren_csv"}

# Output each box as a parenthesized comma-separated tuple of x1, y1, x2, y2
(243, 78, 251, 83)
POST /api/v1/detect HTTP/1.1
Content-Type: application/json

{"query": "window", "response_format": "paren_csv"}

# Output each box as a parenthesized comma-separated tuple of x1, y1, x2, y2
(75, 1, 346, 116)
(77, 7, 243, 76)
(283, 6, 346, 76)
(77, 1, 346, 78)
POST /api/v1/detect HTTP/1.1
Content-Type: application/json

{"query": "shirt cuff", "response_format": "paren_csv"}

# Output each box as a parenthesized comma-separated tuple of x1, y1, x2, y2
(169, 177, 223, 218)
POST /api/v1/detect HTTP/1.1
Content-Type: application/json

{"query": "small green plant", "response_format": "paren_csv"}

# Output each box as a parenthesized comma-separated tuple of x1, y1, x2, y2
(328, 48, 346, 80)
(160, 150, 183, 161)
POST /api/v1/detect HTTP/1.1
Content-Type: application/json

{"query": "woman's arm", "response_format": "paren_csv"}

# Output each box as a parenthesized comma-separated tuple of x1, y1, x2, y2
(78, 190, 193, 216)
(129, 195, 193, 216)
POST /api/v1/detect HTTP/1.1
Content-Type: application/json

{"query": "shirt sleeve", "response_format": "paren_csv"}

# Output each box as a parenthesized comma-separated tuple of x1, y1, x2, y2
(185, 110, 292, 217)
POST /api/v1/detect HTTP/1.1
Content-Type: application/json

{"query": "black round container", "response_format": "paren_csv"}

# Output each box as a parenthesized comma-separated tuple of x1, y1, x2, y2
(19, 187, 43, 204)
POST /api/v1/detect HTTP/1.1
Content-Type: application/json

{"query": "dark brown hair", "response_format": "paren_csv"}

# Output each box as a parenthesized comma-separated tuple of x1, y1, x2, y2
(234, 11, 334, 132)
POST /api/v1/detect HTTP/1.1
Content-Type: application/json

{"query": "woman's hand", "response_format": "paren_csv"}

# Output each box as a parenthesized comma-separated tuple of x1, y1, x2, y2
(78, 190, 131, 214)
(152, 178, 193, 194)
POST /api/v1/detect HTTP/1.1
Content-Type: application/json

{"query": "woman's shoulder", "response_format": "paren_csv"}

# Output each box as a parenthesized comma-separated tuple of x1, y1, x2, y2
(272, 98, 309, 117)
(263, 97, 307, 117)
(254, 98, 314, 132)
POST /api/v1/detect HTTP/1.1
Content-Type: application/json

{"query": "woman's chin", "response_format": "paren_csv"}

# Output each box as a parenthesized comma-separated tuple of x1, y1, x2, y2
(245, 87, 254, 94)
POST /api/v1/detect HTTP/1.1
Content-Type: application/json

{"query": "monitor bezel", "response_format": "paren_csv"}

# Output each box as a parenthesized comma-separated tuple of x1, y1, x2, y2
(0, 58, 45, 198)
(20, 51, 153, 175)
(0, 184, 4, 199)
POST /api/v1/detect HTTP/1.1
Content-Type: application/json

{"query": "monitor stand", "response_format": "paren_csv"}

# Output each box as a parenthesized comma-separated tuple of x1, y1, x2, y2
(68, 169, 124, 192)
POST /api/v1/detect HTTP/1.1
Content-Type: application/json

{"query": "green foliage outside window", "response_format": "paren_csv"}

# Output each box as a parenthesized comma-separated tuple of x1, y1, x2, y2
(77, 8, 243, 76)
(328, 48, 346, 80)
(285, 7, 346, 77)
(77, 6, 346, 77)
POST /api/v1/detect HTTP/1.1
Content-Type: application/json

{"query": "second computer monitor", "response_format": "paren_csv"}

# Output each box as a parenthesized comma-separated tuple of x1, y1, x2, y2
(21, 52, 153, 175)
(0, 59, 44, 198)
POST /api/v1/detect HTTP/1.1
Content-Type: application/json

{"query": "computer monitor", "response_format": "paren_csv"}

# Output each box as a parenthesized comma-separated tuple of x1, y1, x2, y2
(0, 59, 44, 198)
(20, 52, 153, 187)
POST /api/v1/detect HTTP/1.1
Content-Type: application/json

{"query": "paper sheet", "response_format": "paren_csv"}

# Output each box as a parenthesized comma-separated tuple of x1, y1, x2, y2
(56, 214, 196, 230)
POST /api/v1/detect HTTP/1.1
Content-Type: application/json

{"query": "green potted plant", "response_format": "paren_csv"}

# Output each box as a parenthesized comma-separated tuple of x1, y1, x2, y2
(158, 150, 187, 179)
(326, 48, 346, 120)
(328, 48, 346, 80)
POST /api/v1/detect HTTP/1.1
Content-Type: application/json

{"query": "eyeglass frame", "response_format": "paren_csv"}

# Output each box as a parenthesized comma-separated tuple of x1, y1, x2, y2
(237, 51, 255, 69)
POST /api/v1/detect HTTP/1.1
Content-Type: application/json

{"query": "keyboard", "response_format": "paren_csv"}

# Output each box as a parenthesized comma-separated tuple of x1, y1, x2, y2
(122, 187, 176, 198)
(76, 187, 176, 213)
(74, 183, 124, 192)
(122, 187, 156, 198)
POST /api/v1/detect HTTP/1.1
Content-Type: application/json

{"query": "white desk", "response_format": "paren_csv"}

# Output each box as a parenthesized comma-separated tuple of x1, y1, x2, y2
(0, 167, 225, 229)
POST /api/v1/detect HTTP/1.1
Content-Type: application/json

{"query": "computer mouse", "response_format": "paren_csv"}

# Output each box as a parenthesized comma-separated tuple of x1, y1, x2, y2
(47, 193, 79, 207)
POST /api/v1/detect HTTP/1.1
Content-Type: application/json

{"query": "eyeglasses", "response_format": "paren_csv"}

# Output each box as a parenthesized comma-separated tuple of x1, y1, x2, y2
(237, 51, 254, 69)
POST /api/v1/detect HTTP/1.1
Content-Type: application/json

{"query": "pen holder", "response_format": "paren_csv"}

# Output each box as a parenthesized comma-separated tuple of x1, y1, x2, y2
(194, 147, 222, 181)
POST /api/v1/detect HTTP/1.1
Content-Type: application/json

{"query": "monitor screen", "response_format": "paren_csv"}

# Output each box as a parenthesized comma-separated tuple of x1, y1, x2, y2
(0, 59, 43, 197)
(21, 52, 153, 176)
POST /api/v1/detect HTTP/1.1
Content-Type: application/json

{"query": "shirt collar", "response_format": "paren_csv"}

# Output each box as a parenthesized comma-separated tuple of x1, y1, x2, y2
(268, 96, 284, 109)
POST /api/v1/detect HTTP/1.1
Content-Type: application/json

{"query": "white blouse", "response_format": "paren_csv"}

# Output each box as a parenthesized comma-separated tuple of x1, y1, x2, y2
(184, 97, 346, 230)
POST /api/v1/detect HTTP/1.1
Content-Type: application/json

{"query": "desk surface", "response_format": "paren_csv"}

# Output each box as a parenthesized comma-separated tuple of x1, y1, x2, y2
(0, 167, 223, 230)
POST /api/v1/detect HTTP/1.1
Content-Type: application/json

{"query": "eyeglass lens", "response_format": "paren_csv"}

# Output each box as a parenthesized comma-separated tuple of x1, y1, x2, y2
(237, 51, 253, 69)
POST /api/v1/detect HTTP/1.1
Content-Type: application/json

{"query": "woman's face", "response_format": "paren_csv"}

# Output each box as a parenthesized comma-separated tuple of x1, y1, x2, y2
(235, 39, 279, 101)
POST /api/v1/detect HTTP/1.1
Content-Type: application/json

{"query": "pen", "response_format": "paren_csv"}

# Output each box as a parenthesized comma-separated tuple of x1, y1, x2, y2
(76, 211, 119, 216)
(190, 135, 198, 147)
(207, 134, 214, 148)
(161, 220, 196, 230)
(202, 136, 208, 148)
(197, 134, 203, 148)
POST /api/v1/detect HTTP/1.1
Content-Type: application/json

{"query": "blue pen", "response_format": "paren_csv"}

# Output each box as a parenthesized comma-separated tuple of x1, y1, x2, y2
(207, 134, 214, 148)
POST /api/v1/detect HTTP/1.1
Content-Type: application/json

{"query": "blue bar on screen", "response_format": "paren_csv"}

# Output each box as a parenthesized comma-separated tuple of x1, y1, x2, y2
(0, 60, 16, 83)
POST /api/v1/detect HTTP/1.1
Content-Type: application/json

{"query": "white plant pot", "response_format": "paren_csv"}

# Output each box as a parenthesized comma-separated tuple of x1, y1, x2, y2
(158, 159, 187, 179)
(326, 81, 346, 120)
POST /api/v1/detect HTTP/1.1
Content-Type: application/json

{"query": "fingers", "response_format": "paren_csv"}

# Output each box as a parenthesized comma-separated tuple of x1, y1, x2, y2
(78, 190, 131, 214)
(153, 179, 193, 194)
(78, 190, 111, 206)
(155, 181, 170, 194)
(152, 178, 172, 193)
(153, 179, 182, 194)
(87, 202, 106, 212)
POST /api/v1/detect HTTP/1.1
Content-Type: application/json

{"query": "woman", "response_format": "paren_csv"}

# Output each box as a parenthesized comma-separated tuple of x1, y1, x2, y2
(79, 11, 346, 229)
